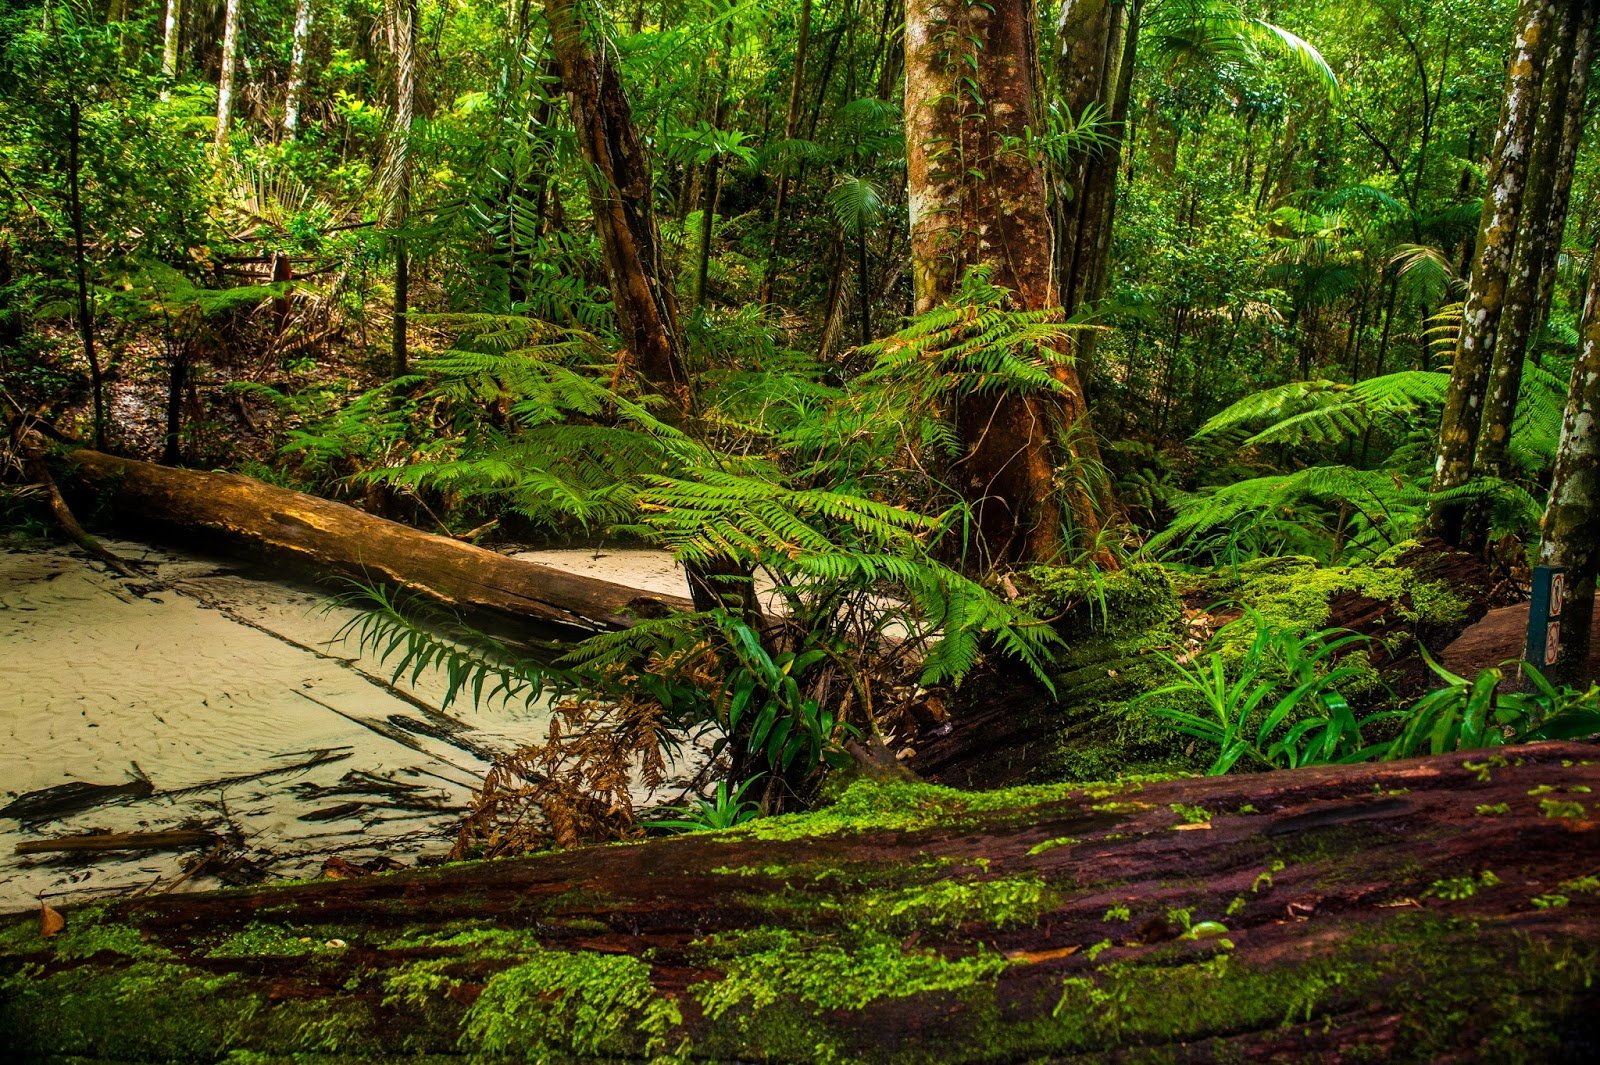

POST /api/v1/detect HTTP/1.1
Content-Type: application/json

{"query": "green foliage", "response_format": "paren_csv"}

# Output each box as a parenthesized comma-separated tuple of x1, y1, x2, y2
(645, 775, 765, 832)
(1136, 609, 1393, 773)
(1384, 653, 1600, 760)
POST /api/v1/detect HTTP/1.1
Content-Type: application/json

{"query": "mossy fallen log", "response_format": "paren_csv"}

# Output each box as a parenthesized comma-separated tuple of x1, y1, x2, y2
(4, 743, 1600, 1062)
(56, 448, 692, 630)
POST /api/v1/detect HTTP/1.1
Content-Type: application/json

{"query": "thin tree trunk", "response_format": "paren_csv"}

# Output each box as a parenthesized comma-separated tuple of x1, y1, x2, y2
(759, 0, 812, 308)
(215, 0, 242, 147)
(283, 0, 313, 138)
(544, 0, 690, 416)
(390, 0, 416, 378)
(160, 0, 182, 99)
(1537, 232, 1600, 683)
(906, 0, 1114, 566)
(67, 98, 106, 451)
(1474, 0, 1587, 502)
(1536, 7, 1595, 333)
(1430, 0, 1558, 545)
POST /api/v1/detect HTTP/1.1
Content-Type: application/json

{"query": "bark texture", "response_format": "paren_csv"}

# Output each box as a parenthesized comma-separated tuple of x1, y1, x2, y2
(283, 0, 313, 137)
(214, 0, 242, 147)
(1431, 0, 1558, 544)
(1053, 0, 1139, 385)
(56, 448, 692, 630)
(160, 0, 181, 93)
(388, 0, 417, 377)
(1475, 0, 1591, 492)
(1538, 234, 1600, 683)
(905, 0, 1112, 565)
(545, 0, 691, 416)
(4, 743, 1599, 1061)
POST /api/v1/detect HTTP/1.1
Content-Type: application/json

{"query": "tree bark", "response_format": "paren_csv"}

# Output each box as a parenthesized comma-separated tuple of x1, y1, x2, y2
(1474, 0, 1590, 495)
(283, 0, 313, 138)
(215, 0, 242, 147)
(1537, 4, 1596, 338)
(56, 448, 693, 630)
(389, 0, 416, 377)
(6, 742, 1600, 1060)
(160, 0, 182, 99)
(544, 0, 691, 417)
(905, 0, 1114, 566)
(1538, 233, 1600, 683)
(66, 98, 105, 452)
(1430, 0, 1559, 544)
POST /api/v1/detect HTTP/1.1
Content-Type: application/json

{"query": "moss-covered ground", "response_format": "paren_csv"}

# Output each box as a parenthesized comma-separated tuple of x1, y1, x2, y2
(3, 742, 1598, 1062)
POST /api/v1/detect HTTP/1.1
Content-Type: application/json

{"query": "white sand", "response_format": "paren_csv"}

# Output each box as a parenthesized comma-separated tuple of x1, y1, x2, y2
(0, 539, 687, 913)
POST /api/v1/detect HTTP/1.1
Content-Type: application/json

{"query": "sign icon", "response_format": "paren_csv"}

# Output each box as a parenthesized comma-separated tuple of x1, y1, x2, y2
(1546, 621, 1562, 667)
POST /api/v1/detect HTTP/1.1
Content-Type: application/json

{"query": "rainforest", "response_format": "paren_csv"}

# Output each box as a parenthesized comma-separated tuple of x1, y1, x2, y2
(2, 0, 1600, 1061)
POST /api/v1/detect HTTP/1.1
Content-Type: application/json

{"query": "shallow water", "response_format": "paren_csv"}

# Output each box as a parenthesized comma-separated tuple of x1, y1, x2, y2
(0, 539, 687, 914)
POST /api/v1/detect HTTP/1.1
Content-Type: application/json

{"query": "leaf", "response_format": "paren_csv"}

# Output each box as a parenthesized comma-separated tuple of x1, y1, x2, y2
(39, 901, 64, 938)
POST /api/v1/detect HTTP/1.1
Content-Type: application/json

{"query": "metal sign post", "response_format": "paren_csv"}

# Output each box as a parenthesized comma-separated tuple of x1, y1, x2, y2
(1526, 566, 1567, 671)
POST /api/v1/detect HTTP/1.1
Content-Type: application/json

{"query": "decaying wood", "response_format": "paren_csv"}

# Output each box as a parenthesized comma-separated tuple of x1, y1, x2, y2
(56, 448, 693, 630)
(15, 830, 219, 856)
(4, 743, 1598, 1061)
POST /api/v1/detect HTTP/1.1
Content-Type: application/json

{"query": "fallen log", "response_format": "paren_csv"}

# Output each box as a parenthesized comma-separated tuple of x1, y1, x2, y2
(57, 448, 693, 630)
(4, 742, 1599, 1061)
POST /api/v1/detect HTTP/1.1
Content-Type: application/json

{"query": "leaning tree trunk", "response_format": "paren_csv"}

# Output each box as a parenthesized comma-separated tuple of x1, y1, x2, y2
(544, 0, 691, 416)
(906, 0, 1114, 566)
(1538, 233, 1600, 684)
(283, 0, 313, 137)
(214, 0, 242, 147)
(1430, 0, 1558, 545)
(1473, 0, 1591, 505)
(389, 0, 416, 377)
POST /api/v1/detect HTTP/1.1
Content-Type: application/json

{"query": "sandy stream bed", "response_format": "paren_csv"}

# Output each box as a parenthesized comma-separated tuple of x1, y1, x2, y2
(0, 538, 690, 914)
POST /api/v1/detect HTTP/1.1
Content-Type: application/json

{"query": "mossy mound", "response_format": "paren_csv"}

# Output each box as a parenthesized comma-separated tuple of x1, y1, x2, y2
(923, 545, 1490, 790)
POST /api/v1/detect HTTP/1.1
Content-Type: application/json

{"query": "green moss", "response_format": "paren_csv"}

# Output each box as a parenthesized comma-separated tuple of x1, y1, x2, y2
(1023, 562, 1183, 640)
(206, 923, 323, 958)
(853, 874, 1052, 932)
(0, 960, 259, 1061)
(692, 928, 1008, 1019)
(48, 903, 168, 961)
(462, 947, 683, 1060)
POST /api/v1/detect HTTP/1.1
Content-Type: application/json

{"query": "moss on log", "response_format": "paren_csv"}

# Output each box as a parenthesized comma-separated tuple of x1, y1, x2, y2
(4, 743, 1600, 1062)
(57, 448, 692, 630)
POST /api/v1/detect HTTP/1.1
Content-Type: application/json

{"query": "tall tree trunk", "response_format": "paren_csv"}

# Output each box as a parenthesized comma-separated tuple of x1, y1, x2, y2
(906, 0, 1114, 567)
(160, 0, 182, 100)
(1430, 0, 1558, 545)
(758, 0, 812, 308)
(283, 0, 313, 138)
(1537, 232, 1600, 683)
(215, 0, 242, 147)
(67, 98, 105, 451)
(1536, 7, 1595, 335)
(1474, 0, 1589, 498)
(389, 0, 416, 378)
(544, 0, 690, 416)
(1053, 0, 1138, 311)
